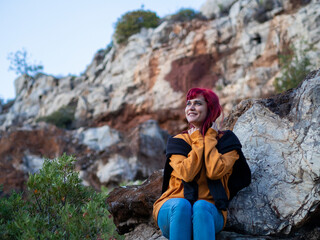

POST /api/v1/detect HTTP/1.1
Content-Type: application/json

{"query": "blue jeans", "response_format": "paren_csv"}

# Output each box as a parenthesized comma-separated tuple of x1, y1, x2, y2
(158, 198, 224, 240)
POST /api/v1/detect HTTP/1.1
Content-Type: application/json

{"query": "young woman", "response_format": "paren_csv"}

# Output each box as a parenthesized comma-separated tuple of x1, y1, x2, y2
(153, 88, 241, 240)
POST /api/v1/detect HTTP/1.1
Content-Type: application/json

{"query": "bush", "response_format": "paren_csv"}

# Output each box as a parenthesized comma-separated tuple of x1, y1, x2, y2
(37, 105, 75, 129)
(0, 154, 123, 240)
(170, 8, 205, 22)
(114, 10, 160, 44)
(274, 43, 314, 93)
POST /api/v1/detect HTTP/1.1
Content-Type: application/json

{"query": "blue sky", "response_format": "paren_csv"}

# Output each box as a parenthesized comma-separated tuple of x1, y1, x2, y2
(0, 0, 206, 102)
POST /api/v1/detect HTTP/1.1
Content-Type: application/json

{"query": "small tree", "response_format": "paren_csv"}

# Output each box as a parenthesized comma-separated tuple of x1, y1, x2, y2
(8, 49, 43, 76)
(114, 10, 160, 44)
(0, 154, 123, 240)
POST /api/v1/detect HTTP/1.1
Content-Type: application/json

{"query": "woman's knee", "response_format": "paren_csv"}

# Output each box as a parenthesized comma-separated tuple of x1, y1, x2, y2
(158, 198, 192, 238)
(193, 199, 212, 213)
(171, 198, 192, 212)
(193, 200, 221, 220)
(159, 198, 192, 221)
(193, 200, 224, 233)
(168, 199, 192, 223)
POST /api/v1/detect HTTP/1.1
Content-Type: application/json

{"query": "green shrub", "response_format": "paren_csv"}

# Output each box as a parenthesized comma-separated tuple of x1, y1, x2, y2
(37, 105, 75, 129)
(0, 191, 25, 239)
(0, 154, 123, 240)
(114, 10, 160, 44)
(274, 43, 314, 93)
(170, 8, 205, 22)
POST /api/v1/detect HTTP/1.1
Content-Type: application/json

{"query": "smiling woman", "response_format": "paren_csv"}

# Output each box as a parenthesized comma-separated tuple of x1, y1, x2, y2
(185, 88, 222, 135)
(185, 95, 208, 130)
(153, 87, 247, 240)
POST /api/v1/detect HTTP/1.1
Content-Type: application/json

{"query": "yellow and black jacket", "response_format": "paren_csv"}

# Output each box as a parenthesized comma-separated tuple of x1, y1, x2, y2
(153, 128, 250, 227)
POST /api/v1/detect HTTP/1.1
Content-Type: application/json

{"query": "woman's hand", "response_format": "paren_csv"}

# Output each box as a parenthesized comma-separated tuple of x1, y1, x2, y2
(188, 127, 199, 135)
(211, 122, 219, 132)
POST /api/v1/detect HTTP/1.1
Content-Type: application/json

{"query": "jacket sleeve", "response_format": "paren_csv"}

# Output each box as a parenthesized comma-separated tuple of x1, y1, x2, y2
(169, 130, 204, 182)
(204, 128, 239, 180)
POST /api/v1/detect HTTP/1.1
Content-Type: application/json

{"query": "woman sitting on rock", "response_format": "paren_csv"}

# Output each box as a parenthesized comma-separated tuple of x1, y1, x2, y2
(153, 87, 246, 240)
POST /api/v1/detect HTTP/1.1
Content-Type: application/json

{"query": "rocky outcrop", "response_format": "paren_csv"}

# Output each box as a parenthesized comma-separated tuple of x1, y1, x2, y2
(200, 0, 238, 18)
(1, 0, 319, 134)
(107, 69, 320, 239)
(0, 124, 77, 193)
(0, 120, 168, 194)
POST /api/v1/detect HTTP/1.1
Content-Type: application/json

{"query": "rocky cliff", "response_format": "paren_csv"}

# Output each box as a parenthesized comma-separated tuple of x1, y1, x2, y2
(1, 0, 319, 132)
(0, 0, 320, 239)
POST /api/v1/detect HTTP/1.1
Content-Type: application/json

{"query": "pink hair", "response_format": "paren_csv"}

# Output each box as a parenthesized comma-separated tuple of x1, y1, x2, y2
(186, 88, 223, 135)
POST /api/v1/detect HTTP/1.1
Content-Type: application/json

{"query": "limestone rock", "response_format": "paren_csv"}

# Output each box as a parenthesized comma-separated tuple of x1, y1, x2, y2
(228, 69, 320, 235)
(200, 0, 237, 18)
(85, 120, 169, 186)
(21, 154, 45, 174)
(76, 125, 121, 151)
(14, 74, 29, 96)
(124, 224, 166, 240)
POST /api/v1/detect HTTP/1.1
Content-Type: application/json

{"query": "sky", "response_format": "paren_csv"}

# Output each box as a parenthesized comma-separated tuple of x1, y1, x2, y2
(0, 0, 206, 102)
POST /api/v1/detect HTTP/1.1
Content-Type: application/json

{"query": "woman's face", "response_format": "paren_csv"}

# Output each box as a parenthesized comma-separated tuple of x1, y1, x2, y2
(185, 94, 208, 129)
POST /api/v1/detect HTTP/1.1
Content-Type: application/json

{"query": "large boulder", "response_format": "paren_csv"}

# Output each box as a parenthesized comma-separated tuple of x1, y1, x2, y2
(228, 69, 320, 235)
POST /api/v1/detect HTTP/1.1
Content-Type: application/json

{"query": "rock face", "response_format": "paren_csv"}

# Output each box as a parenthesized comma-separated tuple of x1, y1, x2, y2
(107, 70, 320, 239)
(0, 124, 77, 193)
(1, 0, 320, 133)
(0, 120, 168, 194)
(200, 0, 238, 18)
